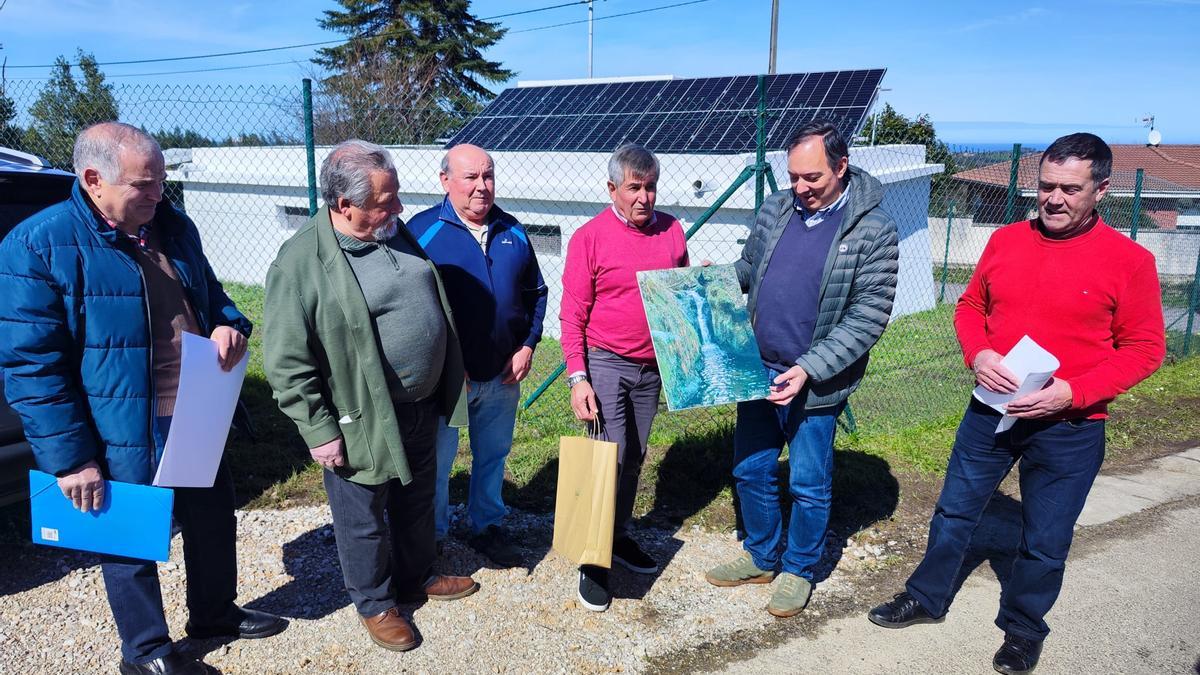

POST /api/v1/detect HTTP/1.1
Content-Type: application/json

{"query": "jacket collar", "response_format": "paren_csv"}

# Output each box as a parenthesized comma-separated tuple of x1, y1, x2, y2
(68, 179, 186, 244)
(774, 166, 885, 238)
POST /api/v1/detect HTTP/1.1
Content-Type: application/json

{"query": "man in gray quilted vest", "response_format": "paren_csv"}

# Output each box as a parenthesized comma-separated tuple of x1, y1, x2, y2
(706, 120, 898, 618)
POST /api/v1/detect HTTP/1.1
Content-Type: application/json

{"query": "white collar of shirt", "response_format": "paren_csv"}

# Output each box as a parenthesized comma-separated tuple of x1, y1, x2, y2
(795, 185, 850, 229)
(611, 204, 657, 228)
(452, 206, 489, 250)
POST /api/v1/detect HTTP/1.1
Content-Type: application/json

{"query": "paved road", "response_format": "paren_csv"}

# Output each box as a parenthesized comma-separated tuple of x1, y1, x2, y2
(722, 451, 1200, 675)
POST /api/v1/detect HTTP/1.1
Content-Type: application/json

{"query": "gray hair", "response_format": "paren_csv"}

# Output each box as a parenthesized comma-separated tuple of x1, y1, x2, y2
(72, 122, 162, 182)
(607, 143, 659, 185)
(320, 139, 396, 207)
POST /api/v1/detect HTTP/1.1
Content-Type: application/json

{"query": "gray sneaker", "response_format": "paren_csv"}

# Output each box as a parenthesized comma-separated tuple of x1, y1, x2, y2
(705, 552, 775, 587)
(767, 572, 812, 618)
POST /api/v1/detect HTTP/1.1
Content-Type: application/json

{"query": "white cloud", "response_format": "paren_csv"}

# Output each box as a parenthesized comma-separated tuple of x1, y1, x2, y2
(953, 7, 1048, 33)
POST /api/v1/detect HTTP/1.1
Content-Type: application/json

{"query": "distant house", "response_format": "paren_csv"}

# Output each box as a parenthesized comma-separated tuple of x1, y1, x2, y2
(951, 144, 1200, 229)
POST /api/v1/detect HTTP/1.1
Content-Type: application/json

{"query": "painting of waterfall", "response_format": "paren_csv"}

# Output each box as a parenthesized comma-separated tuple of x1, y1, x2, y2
(636, 264, 768, 411)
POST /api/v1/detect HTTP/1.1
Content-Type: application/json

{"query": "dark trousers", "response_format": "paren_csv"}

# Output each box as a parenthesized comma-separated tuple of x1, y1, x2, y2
(588, 348, 662, 535)
(101, 417, 240, 664)
(324, 399, 439, 617)
(906, 398, 1106, 641)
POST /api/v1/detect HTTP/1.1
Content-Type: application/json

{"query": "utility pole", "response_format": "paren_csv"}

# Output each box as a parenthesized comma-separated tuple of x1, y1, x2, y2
(588, 0, 594, 78)
(768, 0, 779, 74)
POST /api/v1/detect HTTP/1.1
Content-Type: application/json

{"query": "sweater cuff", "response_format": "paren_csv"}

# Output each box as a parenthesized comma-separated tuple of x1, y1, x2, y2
(961, 343, 990, 370)
(566, 354, 586, 374)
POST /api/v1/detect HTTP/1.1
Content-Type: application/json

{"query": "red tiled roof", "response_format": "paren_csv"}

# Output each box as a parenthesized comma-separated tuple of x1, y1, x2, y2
(953, 144, 1200, 193)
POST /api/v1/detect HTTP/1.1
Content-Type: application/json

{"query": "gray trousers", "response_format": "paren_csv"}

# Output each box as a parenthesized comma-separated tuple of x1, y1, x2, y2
(587, 348, 662, 535)
(323, 399, 438, 617)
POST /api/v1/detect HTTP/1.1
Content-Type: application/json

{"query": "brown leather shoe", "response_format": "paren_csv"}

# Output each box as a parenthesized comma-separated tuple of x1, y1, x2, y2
(359, 607, 417, 651)
(412, 574, 479, 602)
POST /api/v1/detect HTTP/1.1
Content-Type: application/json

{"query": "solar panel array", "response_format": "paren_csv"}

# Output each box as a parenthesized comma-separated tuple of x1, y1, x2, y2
(445, 69, 885, 154)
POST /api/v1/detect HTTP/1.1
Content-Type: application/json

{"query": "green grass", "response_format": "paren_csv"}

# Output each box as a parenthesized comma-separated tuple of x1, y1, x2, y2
(219, 282, 1200, 531)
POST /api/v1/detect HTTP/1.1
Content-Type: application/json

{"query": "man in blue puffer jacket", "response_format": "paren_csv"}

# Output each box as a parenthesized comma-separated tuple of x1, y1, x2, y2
(0, 122, 285, 675)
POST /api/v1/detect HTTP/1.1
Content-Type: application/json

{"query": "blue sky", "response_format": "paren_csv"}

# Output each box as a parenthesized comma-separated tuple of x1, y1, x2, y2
(3, 0, 1198, 145)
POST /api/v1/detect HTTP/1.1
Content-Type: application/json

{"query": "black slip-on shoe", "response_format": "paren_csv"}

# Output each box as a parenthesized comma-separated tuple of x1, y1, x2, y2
(867, 591, 944, 629)
(993, 633, 1043, 674)
(118, 651, 209, 675)
(612, 536, 658, 574)
(185, 606, 288, 640)
(577, 565, 611, 612)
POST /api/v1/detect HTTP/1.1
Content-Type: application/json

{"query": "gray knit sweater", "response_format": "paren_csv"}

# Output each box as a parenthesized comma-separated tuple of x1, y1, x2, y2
(336, 227, 447, 402)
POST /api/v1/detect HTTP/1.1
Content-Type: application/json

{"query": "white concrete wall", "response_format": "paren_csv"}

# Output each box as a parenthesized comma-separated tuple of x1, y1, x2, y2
(174, 144, 945, 339)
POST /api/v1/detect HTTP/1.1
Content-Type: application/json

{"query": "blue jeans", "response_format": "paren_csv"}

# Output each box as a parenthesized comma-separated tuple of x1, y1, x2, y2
(101, 415, 240, 663)
(905, 398, 1106, 641)
(434, 376, 521, 537)
(733, 396, 844, 579)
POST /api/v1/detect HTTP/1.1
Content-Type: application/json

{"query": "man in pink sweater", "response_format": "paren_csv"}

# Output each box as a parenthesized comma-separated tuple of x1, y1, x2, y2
(560, 143, 689, 612)
(867, 133, 1165, 674)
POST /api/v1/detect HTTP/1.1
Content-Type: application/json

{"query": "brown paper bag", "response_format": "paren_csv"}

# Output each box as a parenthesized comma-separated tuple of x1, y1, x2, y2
(552, 433, 618, 568)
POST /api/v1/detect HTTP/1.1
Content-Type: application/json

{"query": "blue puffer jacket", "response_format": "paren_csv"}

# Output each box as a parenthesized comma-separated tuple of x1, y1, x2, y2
(0, 183, 251, 484)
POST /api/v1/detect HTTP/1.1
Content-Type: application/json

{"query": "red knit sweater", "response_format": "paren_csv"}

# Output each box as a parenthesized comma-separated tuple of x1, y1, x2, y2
(560, 208, 689, 374)
(955, 217, 1165, 418)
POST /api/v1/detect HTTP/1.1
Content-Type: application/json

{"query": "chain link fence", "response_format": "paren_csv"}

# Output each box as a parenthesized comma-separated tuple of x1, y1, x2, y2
(3, 78, 1198, 442)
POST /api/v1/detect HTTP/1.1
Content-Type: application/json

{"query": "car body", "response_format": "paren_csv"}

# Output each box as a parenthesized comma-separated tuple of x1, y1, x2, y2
(0, 148, 75, 506)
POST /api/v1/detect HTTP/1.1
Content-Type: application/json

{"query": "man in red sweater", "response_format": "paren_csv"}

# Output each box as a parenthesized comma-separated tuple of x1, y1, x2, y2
(560, 143, 689, 612)
(867, 133, 1165, 674)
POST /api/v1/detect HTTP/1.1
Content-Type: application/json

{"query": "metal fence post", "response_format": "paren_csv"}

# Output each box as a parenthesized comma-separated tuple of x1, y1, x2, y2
(753, 73, 768, 214)
(1185, 244, 1200, 356)
(939, 200, 955, 303)
(765, 164, 780, 194)
(1129, 168, 1144, 241)
(303, 78, 318, 217)
(1004, 143, 1022, 224)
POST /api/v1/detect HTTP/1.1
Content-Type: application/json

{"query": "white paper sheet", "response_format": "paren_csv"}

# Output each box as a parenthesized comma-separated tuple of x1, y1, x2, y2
(153, 332, 249, 487)
(972, 335, 1060, 433)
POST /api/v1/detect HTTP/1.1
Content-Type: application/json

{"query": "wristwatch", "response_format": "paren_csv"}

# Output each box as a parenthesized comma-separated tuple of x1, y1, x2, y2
(567, 373, 589, 388)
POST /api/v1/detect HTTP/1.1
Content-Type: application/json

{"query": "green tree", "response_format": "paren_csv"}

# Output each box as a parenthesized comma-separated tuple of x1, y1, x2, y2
(153, 126, 216, 149)
(312, 0, 513, 144)
(860, 103, 959, 213)
(26, 50, 119, 168)
(0, 81, 18, 149)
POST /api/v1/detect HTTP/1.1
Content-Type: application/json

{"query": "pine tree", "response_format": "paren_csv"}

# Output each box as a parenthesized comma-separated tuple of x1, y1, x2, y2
(311, 0, 513, 144)
(26, 50, 119, 168)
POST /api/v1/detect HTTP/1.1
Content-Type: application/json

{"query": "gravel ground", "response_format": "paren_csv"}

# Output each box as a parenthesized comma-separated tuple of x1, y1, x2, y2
(0, 505, 912, 674)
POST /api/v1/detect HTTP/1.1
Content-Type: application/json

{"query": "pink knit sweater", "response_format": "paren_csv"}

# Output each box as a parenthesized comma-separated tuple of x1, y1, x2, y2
(559, 208, 689, 374)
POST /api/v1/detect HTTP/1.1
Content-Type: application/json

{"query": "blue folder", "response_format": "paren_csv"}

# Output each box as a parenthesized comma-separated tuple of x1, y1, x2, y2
(29, 470, 174, 562)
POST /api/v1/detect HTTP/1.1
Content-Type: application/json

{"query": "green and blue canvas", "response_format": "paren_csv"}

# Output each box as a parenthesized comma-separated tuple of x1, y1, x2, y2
(637, 264, 768, 411)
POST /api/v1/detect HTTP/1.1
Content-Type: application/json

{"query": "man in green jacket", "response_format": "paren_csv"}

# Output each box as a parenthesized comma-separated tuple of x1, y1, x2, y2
(263, 140, 475, 652)
(705, 121, 899, 618)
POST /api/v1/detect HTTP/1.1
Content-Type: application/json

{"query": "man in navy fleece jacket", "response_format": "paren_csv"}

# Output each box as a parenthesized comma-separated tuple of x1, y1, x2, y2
(406, 144, 547, 566)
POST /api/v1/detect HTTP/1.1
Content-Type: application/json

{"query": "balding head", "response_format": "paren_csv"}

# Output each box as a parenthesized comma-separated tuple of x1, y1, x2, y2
(72, 122, 166, 232)
(440, 144, 495, 226)
(73, 121, 162, 183)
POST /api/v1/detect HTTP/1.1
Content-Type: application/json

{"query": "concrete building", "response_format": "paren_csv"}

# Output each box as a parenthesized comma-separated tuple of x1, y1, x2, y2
(169, 144, 943, 337)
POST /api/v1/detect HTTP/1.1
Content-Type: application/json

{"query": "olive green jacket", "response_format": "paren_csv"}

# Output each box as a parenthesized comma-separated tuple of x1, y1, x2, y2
(262, 207, 467, 485)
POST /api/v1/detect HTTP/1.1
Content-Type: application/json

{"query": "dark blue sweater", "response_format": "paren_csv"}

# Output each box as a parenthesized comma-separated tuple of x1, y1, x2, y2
(405, 197, 548, 381)
(754, 207, 842, 372)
